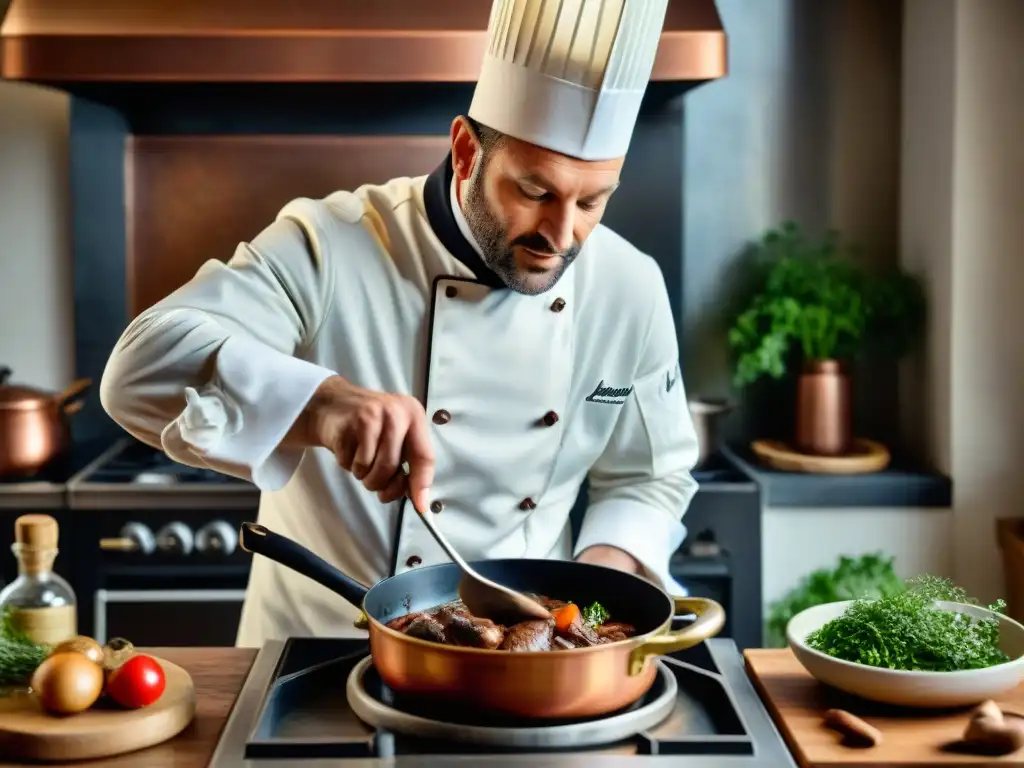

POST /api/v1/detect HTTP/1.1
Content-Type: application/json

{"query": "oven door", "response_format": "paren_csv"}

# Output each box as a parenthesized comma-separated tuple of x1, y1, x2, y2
(94, 589, 246, 646)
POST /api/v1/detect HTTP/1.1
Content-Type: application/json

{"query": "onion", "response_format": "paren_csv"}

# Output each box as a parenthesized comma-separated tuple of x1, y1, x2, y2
(51, 636, 104, 666)
(30, 652, 104, 715)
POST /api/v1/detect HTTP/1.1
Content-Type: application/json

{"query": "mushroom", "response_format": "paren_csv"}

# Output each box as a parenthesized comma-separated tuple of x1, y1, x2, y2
(961, 699, 1024, 756)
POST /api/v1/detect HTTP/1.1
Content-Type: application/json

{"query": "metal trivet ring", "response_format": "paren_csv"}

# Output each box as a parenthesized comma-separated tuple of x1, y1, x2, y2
(345, 656, 678, 749)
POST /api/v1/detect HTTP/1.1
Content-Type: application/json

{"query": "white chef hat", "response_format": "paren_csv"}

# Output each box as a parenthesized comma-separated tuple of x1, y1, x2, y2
(468, 0, 669, 162)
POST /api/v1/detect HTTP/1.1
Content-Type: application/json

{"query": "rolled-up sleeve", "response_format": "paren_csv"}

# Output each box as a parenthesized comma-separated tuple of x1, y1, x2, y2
(573, 263, 700, 596)
(100, 202, 338, 490)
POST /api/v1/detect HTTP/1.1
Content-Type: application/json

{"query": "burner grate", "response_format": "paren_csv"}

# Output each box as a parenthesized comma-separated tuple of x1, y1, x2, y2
(82, 441, 249, 485)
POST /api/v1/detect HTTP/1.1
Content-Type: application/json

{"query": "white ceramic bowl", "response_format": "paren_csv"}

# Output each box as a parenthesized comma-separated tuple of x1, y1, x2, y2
(787, 599, 1024, 708)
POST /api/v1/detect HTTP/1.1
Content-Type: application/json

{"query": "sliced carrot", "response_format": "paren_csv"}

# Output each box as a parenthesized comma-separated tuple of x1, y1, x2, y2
(551, 603, 581, 632)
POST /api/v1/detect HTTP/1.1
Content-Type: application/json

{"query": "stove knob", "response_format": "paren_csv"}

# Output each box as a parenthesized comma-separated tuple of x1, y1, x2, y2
(156, 522, 194, 556)
(195, 520, 238, 556)
(99, 522, 157, 555)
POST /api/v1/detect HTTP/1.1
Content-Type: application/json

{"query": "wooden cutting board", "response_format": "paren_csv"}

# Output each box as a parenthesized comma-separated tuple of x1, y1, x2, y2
(0, 656, 195, 762)
(745, 649, 1024, 767)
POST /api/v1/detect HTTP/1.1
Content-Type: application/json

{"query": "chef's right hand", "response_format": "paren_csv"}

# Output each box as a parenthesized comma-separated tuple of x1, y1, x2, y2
(298, 375, 435, 513)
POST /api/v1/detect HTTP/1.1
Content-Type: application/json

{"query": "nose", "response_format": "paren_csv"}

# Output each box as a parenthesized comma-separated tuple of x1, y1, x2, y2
(539, 204, 575, 253)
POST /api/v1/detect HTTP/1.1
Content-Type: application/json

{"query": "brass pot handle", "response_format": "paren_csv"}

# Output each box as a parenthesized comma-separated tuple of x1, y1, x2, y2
(627, 596, 726, 676)
(57, 378, 93, 415)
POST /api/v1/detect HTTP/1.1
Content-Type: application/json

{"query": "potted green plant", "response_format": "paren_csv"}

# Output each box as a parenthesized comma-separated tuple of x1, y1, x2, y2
(726, 221, 925, 456)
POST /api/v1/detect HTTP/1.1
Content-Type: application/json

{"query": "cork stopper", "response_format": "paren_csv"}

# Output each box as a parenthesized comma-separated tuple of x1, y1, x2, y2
(15, 514, 59, 549)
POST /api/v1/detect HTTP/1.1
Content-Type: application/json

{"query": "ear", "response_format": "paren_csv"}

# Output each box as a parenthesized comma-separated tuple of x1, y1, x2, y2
(450, 116, 483, 187)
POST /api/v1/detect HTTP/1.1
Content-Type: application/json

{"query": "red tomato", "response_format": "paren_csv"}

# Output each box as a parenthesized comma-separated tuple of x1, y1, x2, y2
(106, 655, 166, 708)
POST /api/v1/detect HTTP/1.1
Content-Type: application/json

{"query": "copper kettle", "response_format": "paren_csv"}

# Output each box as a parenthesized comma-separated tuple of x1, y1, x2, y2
(0, 366, 92, 478)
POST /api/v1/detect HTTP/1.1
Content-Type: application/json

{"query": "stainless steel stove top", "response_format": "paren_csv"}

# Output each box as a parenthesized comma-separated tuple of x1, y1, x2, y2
(67, 438, 258, 509)
(208, 638, 795, 767)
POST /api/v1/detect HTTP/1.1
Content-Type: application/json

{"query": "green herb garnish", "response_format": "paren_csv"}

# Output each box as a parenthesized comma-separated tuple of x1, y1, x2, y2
(805, 575, 1010, 672)
(0, 606, 50, 687)
(582, 601, 610, 628)
(766, 553, 904, 647)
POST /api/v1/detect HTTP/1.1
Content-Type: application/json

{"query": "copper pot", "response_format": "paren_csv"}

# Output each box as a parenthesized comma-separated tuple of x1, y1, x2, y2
(0, 367, 92, 477)
(239, 522, 726, 719)
(795, 358, 851, 456)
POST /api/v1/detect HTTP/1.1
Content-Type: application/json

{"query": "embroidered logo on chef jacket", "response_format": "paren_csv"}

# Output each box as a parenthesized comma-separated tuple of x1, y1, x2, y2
(665, 368, 678, 393)
(585, 380, 634, 406)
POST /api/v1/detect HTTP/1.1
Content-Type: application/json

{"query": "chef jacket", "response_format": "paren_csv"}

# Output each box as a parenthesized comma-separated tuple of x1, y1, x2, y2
(100, 154, 701, 647)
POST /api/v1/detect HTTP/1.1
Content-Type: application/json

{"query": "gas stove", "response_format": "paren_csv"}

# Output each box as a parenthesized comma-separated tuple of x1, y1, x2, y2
(62, 438, 259, 647)
(67, 438, 258, 509)
(208, 637, 794, 767)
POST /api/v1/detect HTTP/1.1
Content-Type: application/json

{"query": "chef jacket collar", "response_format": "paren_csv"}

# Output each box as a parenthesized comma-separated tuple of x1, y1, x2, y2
(424, 153, 506, 290)
(450, 177, 486, 262)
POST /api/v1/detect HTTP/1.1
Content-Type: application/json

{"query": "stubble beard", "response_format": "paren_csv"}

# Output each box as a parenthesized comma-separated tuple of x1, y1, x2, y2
(461, 162, 579, 296)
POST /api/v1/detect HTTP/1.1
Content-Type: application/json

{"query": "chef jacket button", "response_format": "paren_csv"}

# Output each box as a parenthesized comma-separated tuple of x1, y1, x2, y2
(430, 500, 444, 514)
(406, 555, 422, 567)
(550, 297, 566, 312)
(519, 497, 537, 511)
(432, 409, 451, 425)
(541, 411, 559, 427)
(446, 285, 458, 298)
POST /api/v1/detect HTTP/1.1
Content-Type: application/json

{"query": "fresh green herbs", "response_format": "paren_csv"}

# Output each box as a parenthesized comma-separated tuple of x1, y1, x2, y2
(805, 576, 1010, 672)
(582, 601, 610, 628)
(0, 605, 50, 686)
(766, 553, 904, 647)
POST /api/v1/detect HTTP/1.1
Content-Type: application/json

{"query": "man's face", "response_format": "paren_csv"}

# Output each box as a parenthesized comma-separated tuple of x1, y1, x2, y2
(452, 119, 623, 295)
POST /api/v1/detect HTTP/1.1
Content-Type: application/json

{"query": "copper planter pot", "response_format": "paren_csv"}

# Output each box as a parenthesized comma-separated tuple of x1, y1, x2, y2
(795, 359, 851, 456)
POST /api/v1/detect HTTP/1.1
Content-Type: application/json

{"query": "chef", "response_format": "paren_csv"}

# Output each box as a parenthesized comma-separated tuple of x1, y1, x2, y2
(99, 0, 702, 647)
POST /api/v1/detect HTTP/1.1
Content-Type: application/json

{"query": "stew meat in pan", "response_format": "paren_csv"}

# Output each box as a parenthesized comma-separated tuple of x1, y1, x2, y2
(385, 594, 637, 652)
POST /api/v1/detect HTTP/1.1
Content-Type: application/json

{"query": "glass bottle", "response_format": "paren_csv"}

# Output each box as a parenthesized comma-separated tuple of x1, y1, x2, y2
(0, 514, 77, 644)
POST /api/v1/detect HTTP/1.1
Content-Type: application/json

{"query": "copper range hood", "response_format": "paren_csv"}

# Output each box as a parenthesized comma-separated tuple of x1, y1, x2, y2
(0, 0, 726, 84)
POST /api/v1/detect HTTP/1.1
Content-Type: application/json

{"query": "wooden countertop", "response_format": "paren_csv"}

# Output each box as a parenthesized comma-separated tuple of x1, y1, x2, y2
(23, 645, 1023, 767)
(0, 647, 257, 768)
(745, 648, 1024, 767)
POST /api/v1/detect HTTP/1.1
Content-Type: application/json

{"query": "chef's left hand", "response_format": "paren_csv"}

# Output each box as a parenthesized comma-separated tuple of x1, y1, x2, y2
(575, 545, 643, 575)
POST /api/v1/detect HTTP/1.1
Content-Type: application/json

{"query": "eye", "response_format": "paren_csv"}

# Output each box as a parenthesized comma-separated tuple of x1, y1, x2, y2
(578, 199, 600, 212)
(517, 185, 547, 202)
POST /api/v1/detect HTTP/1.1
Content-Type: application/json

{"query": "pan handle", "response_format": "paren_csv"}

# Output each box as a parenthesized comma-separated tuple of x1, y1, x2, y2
(239, 522, 370, 610)
(627, 596, 727, 676)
